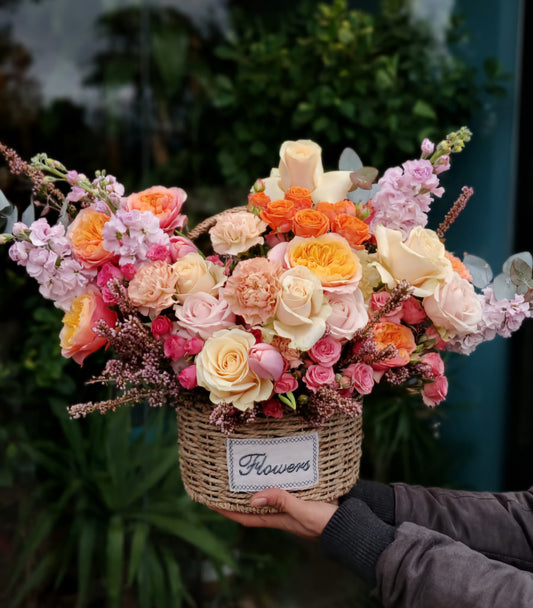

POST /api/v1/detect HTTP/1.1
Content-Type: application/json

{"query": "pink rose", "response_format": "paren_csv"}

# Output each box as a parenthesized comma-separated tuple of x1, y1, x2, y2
(151, 315, 173, 338)
(370, 291, 403, 324)
(303, 364, 336, 393)
(178, 365, 198, 390)
(185, 337, 204, 355)
(121, 264, 137, 281)
(308, 335, 342, 366)
(401, 296, 427, 325)
(60, 287, 117, 365)
(164, 334, 187, 361)
(262, 398, 285, 418)
(325, 290, 368, 341)
(422, 375, 448, 407)
(273, 373, 299, 394)
(420, 352, 445, 376)
(343, 362, 375, 395)
(248, 343, 285, 381)
(174, 292, 236, 340)
(169, 236, 197, 262)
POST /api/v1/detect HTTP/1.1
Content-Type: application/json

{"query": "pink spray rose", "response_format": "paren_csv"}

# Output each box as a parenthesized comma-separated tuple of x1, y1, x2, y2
(420, 352, 445, 376)
(178, 365, 198, 390)
(343, 362, 375, 395)
(262, 398, 285, 418)
(248, 343, 285, 381)
(303, 364, 336, 393)
(273, 373, 299, 394)
(308, 335, 342, 366)
(169, 235, 197, 261)
(164, 334, 187, 361)
(401, 296, 427, 325)
(422, 375, 448, 407)
(185, 337, 204, 355)
(151, 315, 173, 338)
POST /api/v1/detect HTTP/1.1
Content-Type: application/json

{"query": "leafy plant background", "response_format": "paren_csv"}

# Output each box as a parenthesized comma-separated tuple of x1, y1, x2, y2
(0, 0, 509, 606)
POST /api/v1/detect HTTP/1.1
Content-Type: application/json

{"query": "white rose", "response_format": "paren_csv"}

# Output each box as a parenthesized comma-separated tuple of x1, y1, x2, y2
(326, 289, 369, 341)
(195, 328, 273, 411)
(173, 252, 226, 303)
(423, 272, 483, 339)
(174, 292, 236, 339)
(375, 225, 452, 297)
(209, 212, 267, 255)
(262, 139, 353, 204)
(273, 265, 331, 351)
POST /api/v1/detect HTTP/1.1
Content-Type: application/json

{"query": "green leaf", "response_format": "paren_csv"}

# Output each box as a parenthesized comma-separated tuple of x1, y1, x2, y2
(160, 546, 186, 607)
(106, 515, 125, 608)
(77, 520, 97, 607)
(10, 552, 58, 608)
(412, 99, 437, 120)
(127, 522, 149, 586)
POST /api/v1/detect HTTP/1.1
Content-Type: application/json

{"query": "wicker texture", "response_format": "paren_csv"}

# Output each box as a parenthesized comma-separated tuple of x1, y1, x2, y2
(177, 400, 363, 513)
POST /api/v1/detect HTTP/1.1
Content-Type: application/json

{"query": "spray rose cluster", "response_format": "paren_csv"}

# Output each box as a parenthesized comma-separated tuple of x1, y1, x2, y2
(1, 127, 531, 427)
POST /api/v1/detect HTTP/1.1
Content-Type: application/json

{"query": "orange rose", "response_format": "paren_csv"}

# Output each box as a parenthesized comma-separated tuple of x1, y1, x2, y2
(445, 251, 473, 281)
(126, 185, 187, 232)
(292, 209, 330, 238)
(60, 287, 117, 365)
(260, 199, 296, 233)
(373, 321, 417, 368)
(315, 200, 357, 224)
(284, 186, 313, 210)
(68, 207, 115, 269)
(247, 191, 271, 211)
(332, 214, 370, 248)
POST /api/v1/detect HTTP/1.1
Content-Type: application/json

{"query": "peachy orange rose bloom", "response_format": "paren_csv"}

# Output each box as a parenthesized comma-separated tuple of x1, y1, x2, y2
(284, 186, 313, 210)
(315, 199, 357, 223)
(247, 191, 271, 211)
(260, 199, 296, 233)
(373, 321, 417, 368)
(67, 207, 114, 269)
(332, 214, 370, 248)
(292, 208, 330, 238)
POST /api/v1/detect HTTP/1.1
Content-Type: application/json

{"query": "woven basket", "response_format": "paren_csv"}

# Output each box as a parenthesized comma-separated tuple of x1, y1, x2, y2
(176, 398, 363, 513)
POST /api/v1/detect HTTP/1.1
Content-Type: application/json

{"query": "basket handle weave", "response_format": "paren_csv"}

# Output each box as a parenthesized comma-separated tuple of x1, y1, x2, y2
(187, 206, 248, 242)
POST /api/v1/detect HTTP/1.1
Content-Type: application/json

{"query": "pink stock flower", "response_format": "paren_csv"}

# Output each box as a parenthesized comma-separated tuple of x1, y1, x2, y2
(178, 365, 197, 390)
(343, 362, 375, 395)
(422, 375, 448, 407)
(421, 138, 435, 155)
(273, 372, 299, 394)
(151, 315, 173, 338)
(248, 343, 285, 380)
(303, 364, 336, 393)
(146, 243, 171, 262)
(164, 334, 187, 361)
(308, 335, 342, 366)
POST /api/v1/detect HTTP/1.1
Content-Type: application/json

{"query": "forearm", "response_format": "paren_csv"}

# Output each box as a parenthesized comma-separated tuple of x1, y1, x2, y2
(378, 522, 533, 608)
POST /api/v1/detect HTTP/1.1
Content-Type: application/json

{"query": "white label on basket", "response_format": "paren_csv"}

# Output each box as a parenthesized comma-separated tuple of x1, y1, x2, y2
(226, 433, 319, 492)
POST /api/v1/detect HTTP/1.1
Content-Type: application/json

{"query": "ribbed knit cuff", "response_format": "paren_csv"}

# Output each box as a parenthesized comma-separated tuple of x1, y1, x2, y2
(339, 479, 395, 525)
(320, 498, 396, 586)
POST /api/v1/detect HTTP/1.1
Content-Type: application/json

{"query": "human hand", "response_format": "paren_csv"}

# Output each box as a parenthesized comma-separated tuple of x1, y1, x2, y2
(211, 488, 338, 540)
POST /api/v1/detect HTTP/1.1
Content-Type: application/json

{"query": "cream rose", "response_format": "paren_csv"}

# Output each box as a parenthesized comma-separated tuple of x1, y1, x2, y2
(127, 260, 180, 316)
(423, 272, 483, 339)
(173, 252, 226, 303)
(209, 212, 267, 255)
(325, 289, 369, 341)
(262, 140, 353, 204)
(272, 265, 331, 351)
(174, 292, 236, 339)
(375, 225, 452, 297)
(195, 328, 273, 411)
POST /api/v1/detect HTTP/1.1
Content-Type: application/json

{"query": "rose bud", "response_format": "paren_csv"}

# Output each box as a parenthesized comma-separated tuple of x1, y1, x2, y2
(248, 343, 285, 381)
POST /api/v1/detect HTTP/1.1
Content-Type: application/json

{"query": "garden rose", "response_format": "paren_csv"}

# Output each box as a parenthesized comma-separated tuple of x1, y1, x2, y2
(375, 225, 452, 297)
(175, 292, 236, 339)
(420, 352, 445, 376)
(125, 185, 187, 232)
(325, 290, 368, 341)
(169, 235, 197, 261)
(423, 272, 483, 338)
(273, 265, 331, 351)
(173, 253, 226, 303)
(373, 321, 417, 368)
(67, 207, 115, 269)
(127, 260, 180, 316)
(286, 233, 362, 293)
(60, 287, 117, 365)
(195, 328, 273, 411)
(209, 211, 267, 255)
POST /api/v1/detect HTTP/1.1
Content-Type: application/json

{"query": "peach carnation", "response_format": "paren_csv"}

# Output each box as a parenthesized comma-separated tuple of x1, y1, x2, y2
(209, 212, 267, 255)
(127, 260, 180, 316)
(222, 258, 283, 326)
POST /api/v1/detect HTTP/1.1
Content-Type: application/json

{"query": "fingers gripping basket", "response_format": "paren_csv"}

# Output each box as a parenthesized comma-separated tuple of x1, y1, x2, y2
(176, 398, 363, 513)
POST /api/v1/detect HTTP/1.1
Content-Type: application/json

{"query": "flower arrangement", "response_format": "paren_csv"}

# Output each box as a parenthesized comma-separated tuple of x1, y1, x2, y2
(1, 129, 532, 438)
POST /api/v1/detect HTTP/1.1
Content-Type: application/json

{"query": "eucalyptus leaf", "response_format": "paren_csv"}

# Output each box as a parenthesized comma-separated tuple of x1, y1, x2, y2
(348, 182, 379, 204)
(2, 204, 18, 234)
(509, 257, 533, 287)
(462, 253, 493, 289)
(21, 202, 36, 226)
(0, 189, 11, 212)
(350, 166, 379, 190)
(338, 147, 363, 172)
(492, 272, 517, 300)
(503, 251, 533, 275)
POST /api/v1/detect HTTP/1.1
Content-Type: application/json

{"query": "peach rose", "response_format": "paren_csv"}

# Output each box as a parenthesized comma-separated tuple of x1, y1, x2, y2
(195, 328, 273, 411)
(423, 272, 483, 339)
(125, 185, 187, 233)
(292, 209, 330, 238)
(260, 199, 296, 233)
(315, 200, 357, 223)
(128, 260, 180, 316)
(60, 287, 117, 365)
(286, 233, 362, 293)
(272, 265, 331, 351)
(332, 214, 370, 248)
(209, 212, 267, 255)
(247, 191, 271, 211)
(67, 207, 115, 269)
(375, 225, 452, 297)
(173, 252, 226, 303)
(373, 321, 417, 368)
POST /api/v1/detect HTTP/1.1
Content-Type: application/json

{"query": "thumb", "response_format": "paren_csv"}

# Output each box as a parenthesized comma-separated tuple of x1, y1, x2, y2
(250, 487, 301, 515)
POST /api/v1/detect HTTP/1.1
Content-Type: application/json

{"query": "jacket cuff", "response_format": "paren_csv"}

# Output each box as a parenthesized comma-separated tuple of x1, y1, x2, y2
(320, 497, 396, 586)
(340, 479, 395, 524)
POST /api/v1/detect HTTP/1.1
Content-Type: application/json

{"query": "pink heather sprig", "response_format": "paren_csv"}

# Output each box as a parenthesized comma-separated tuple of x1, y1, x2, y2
(437, 186, 474, 240)
(208, 402, 257, 435)
(302, 386, 362, 428)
